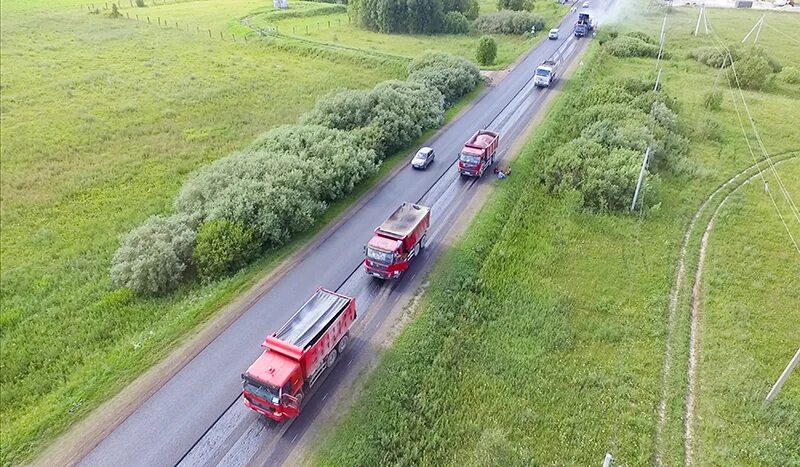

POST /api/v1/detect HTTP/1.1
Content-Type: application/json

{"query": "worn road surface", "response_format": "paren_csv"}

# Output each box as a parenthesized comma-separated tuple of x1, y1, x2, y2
(79, 4, 609, 466)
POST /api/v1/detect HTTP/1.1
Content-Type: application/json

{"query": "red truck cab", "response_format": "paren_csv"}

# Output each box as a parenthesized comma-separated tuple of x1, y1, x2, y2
(242, 289, 356, 422)
(364, 203, 431, 279)
(458, 130, 499, 177)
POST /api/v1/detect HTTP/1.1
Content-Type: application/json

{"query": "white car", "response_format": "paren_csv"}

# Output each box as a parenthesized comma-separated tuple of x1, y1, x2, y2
(582, 1, 590, 7)
(411, 147, 435, 169)
(548, 28, 559, 40)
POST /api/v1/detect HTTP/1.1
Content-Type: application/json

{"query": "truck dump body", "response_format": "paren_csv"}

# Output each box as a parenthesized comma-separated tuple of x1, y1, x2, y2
(274, 290, 351, 350)
(268, 289, 355, 380)
(376, 203, 431, 249)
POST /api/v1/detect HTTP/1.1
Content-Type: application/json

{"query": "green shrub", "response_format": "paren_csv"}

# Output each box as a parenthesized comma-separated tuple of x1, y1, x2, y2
(193, 220, 259, 280)
(110, 215, 196, 295)
(605, 36, 666, 59)
(625, 30, 656, 45)
(743, 46, 782, 73)
(303, 80, 444, 158)
(595, 26, 619, 45)
(778, 66, 800, 85)
(689, 46, 737, 68)
(473, 11, 545, 35)
(693, 117, 724, 143)
(732, 53, 771, 90)
(703, 89, 723, 110)
(135, 0, 145, 6)
(249, 125, 380, 201)
(443, 11, 471, 34)
(476, 36, 497, 66)
(497, 0, 531, 11)
(408, 52, 481, 105)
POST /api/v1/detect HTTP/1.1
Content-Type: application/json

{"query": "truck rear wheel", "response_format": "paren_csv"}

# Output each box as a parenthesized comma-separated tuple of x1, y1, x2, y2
(337, 333, 349, 354)
(325, 348, 338, 368)
(419, 234, 427, 250)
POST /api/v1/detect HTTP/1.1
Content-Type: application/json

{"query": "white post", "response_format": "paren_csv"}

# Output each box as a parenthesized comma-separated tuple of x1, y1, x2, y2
(766, 348, 800, 402)
(754, 15, 764, 43)
(741, 15, 763, 43)
(694, 4, 703, 36)
(631, 147, 651, 212)
(702, 7, 709, 34)
(603, 453, 614, 467)
(654, 68, 663, 91)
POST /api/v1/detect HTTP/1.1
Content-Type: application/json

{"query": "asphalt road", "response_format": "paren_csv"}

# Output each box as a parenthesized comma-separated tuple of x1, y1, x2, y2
(79, 5, 607, 466)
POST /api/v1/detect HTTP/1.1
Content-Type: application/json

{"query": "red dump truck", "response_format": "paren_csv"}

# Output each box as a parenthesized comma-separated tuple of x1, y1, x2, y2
(458, 130, 499, 177)
(242, 288, 357, 422)
(364, 202, 431, 279)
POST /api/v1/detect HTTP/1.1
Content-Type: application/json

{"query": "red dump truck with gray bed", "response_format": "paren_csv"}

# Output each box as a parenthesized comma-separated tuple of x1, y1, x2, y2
(242, 288, 357, 422)
(458, 130, 499, 177)
(364, 202, 431, 279)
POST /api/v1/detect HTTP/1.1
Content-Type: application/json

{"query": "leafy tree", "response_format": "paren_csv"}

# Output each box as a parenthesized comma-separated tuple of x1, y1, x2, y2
(442, 11, 470, 34)
(497, 0, 532, 10)
(476, 36, 497, 66)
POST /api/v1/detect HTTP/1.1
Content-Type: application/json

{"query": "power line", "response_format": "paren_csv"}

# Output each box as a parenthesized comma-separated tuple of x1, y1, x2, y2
(704, 17, 800, 256)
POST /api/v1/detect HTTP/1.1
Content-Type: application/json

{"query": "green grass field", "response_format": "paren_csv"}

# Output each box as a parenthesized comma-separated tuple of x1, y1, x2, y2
(313, 7, 800, 466)
(0, 3, 402, 465)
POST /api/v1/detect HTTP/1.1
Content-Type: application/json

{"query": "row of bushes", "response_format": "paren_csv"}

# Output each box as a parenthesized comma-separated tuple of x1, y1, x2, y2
(473, 10, 546, 35)
(536, 61, 689, 212)
(605, 33, 669, 59)
(111, 53, 480, 295)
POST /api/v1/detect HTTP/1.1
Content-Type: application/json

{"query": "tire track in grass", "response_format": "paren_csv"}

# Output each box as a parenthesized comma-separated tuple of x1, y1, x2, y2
(684, 155, 797, 466)
(654, 151, 799, 466)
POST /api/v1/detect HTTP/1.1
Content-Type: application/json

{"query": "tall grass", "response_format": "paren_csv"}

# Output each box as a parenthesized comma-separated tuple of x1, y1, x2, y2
(313, 9, 800, 466)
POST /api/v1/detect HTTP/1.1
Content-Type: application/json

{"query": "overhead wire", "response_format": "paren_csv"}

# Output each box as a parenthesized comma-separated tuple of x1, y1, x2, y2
(703, 13, 800, 256)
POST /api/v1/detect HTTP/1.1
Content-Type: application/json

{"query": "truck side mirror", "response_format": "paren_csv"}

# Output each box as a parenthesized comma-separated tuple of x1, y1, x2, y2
(363, 245, 367, 255)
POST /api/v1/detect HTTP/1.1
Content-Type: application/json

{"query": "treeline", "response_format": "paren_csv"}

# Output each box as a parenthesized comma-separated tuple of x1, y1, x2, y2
(348, 0, 547, 35)
(111, 53, 480, 295)
(535, 32, 689, 212)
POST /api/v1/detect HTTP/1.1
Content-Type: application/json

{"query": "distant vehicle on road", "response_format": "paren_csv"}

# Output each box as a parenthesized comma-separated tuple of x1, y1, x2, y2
(548, 28, 560, 40)
(242, 288, 357, 422)
(364, 203, 430, 279)
(458, 130, 499, 177)
(534, 59, 559, 87)
(582, 1, 590, 7)
(411, 147, 435, 169)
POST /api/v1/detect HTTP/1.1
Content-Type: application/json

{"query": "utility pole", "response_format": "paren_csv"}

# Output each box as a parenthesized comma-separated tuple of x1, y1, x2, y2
(631, 147, 651, 212)
(766, 347, 800, 402)
(603, 453, 614, 467)
(694, 4, 705, 35)
(741, 14, 765, 44)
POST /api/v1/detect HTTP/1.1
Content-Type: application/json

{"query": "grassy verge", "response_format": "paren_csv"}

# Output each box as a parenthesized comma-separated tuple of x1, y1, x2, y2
(312, 8, 800, 466)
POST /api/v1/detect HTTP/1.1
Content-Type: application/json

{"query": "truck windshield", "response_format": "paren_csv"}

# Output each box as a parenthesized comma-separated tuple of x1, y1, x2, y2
(367, 247, 393, 264)
(535, 69, 551, 77)
(460, 153, 481, 165)
(243, 378, 280, 404)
